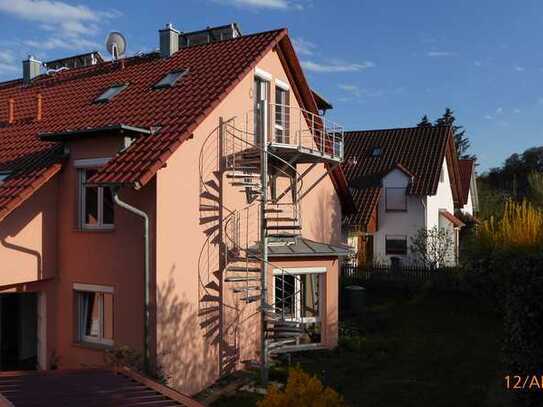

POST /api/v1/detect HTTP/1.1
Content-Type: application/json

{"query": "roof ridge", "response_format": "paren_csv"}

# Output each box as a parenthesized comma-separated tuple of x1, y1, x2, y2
(344, 125, 452, 134)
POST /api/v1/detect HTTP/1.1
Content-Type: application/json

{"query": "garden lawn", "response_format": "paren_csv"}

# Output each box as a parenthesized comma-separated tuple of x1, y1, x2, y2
(289, 287, 507, 407)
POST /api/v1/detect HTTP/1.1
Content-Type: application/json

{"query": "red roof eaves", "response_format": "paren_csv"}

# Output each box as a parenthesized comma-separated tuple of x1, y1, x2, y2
(0, 162, 62, 222)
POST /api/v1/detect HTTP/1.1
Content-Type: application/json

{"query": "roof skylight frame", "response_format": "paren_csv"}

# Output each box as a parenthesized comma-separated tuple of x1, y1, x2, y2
(153, 69, 189, 89)
(95, 83, 128, 103)
(370, 147, 382, 157)
(0, 170, 11, 183)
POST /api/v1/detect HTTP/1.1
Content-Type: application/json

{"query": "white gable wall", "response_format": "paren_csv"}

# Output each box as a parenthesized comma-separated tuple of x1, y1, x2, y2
(426, 158, 455, 229)
(373, 168, 425, 265)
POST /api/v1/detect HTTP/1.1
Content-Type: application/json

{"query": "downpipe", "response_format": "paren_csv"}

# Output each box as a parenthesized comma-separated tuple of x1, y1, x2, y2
(113, 190, 151, 374)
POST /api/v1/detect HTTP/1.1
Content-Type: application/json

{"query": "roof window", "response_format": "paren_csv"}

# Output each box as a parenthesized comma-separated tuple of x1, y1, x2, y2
(370, 147, 382, 157)
(153, 69, 188, 89)
(95, 84, 128, 103)
(0, 170, 11, 183)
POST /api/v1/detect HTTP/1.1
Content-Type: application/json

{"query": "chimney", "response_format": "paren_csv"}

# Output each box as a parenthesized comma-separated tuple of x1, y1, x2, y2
(159, 23, 179, 58)
(23, 56, 41, 84)
(8, 98, 14, 124)
(36, 93, 42, 121)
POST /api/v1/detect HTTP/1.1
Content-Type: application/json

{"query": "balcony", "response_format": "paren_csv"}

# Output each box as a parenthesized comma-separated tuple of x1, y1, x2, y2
(225, 103, 344, 165)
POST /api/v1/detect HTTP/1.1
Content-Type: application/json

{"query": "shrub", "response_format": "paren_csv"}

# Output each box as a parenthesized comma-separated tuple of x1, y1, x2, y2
(410, 226, 454, 268)
(257, 367, 344, 407)
(478, 199, 543, 251)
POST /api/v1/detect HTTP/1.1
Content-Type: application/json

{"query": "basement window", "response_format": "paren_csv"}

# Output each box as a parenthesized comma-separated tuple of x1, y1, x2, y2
(74, 283, 114, 346)
(95, 84, 128, 103)
(153, 69, 188, 89)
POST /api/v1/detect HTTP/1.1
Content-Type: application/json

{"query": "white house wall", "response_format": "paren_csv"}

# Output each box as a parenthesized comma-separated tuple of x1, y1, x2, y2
(373, 168, 425, 265)
(426, 158, 455, 229)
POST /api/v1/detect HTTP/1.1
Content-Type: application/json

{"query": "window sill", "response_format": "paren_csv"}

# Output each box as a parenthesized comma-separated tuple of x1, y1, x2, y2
(73, 227, 115, 234)
(72, 341, 113, 351)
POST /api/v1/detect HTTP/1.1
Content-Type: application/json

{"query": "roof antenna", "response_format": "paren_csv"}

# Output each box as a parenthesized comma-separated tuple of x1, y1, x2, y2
(105, 32, 127, 62)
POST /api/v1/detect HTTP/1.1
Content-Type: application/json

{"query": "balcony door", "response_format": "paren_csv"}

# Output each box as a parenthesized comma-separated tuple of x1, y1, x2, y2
(254, 76, 269, 145)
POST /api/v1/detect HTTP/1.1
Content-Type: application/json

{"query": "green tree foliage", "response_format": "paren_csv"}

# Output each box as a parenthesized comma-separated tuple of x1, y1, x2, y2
(417, 114, 432, 127)
(481, 146, 543, 201)
(435, 108, 475, 160)
(528, 171, 543, 207)
(416, 109, 476, 160)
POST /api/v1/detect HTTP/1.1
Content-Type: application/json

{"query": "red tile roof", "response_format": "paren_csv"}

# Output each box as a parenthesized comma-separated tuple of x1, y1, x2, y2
(440, 210, 465, 228)
(0, 367, 204, 406)
(342, 126, 462, 227)
(458, 158, 474, 205)
(0, 29, 287, 220)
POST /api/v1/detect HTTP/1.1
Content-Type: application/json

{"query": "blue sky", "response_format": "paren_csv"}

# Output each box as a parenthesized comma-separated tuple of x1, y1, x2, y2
(1, 0, 542, 171)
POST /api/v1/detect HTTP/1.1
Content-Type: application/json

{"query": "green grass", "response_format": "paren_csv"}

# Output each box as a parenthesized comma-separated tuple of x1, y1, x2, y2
(291, 287, 507, 407)
(212, 287, 508, 406)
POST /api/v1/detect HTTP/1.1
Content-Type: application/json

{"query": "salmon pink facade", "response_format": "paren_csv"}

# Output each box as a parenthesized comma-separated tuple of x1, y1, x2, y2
(0, 24, 350, 394)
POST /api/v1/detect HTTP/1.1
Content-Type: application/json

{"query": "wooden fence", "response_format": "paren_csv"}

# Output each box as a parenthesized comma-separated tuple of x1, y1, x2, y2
(342, 263, 466, 291)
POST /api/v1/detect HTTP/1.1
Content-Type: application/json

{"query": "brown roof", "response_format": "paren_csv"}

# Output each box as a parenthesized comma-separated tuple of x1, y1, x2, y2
(0, 368, 204, 407)
(458, 159, 474, 205)
(342, 126, 463, 227)
(440, 210, 465, 228)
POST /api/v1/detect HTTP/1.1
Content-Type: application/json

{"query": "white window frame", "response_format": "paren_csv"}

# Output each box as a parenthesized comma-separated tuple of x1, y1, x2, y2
(76, 158, 114, 230)
(272, 267, 325, 324)
(274, 85, 290, 144)
(255, 67, 272, 81)
(74, 283, 114, 346)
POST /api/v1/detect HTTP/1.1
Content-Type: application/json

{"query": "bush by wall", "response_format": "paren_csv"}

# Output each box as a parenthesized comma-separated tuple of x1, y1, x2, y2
(257, 367, 344, 407)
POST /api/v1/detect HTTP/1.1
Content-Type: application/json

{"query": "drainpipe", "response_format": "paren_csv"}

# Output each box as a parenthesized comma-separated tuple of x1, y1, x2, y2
(113, 191, 150, 374)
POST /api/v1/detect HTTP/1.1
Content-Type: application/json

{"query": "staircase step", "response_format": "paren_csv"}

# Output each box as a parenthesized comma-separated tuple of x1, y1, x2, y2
(233, 286, 259, 293)
(267, 325, 305, 333)
(267, 338, 297, 350)
(205, 180, 220, 192)
(267, 233, 299, 238)
(266, 225, 302, 230)
(230, 182, 261, 187)
(267, 331, 303, 339)
(198, 306, 219, 317)
(240, 295, 260, 303)
(200, 205, 219, 212)
(227, 266, 261, 272)
(265, 217, 298, 222)
(200, 215, 219, 225)
(225, 276, 260, 282)
(200, 191, 220, 202)
(200, 315, 220, 329)
(205, 281, 220, 292)
(204, 224, 220, 236)
(226, 173, 260, 179)
(264, 208, 284, 213)
(201, 294, 221, 303)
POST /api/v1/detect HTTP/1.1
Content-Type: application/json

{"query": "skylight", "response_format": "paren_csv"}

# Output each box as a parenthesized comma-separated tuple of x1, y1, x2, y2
(371, 147, 382, 157)
(95, 84, 128, 103)
(153, 69, 188, 89)
(0, 171, 11, 183)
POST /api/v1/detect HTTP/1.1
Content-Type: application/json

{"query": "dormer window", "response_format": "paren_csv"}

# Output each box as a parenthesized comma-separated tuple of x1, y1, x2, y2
(95, 84, 128, 103)
(153, 69, 188, 89)
(370, 147, 382, 157)
(0, 170, 11, 183)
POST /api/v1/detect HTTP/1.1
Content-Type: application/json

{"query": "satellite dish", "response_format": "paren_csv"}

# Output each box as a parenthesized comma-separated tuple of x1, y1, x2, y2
(106, 32, 127, 61)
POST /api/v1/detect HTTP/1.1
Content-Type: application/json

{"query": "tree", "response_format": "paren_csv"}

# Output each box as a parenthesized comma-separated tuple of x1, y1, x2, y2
(528, 171, 543, 208)
(435, 108, 476, 160)
(417, 114, 433, 127)
(410, 226, 455, 269)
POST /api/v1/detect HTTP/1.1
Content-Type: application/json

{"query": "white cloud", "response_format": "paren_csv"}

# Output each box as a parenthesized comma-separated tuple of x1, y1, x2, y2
(338, 84, 361, 97)
(213, 0, 304, 10)
(0, 49, 17, 73)
(292, 37, 316, 56)
(301, 60, 375, 73)
(0, 0, 120, 53)
(426, 51, 456, 57)
(474, 61, 482, 67)
(514, 108, 521, 113)
(484, 107, 505, 120)
(514, 65, 525, 72)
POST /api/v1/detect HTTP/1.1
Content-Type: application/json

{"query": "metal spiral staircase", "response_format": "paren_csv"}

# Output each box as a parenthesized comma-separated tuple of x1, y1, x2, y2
(198, 102, 343, 381)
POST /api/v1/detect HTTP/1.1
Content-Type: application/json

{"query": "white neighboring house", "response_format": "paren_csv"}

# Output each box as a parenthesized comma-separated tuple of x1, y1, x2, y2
(458, 159, 479, 217)
(343, 126, 468, 267)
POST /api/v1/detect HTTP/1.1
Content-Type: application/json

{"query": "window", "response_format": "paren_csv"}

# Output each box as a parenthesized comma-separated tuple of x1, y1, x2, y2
(74, 284, 114, 346)
(385, 235, 407, 255)
(0, 170, 10, 183)
(95, 84, 127, 103)
(153, 69, 188, 89)
(370, 147, 382, 157)
(273, 268, 324, 345)
(79, 168, 114, 229)
(385, 187, 407, 211)
(274, 85, 290, 144)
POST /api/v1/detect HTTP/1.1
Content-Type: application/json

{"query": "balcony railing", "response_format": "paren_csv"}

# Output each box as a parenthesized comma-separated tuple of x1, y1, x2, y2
(236, 103, 344, 162)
